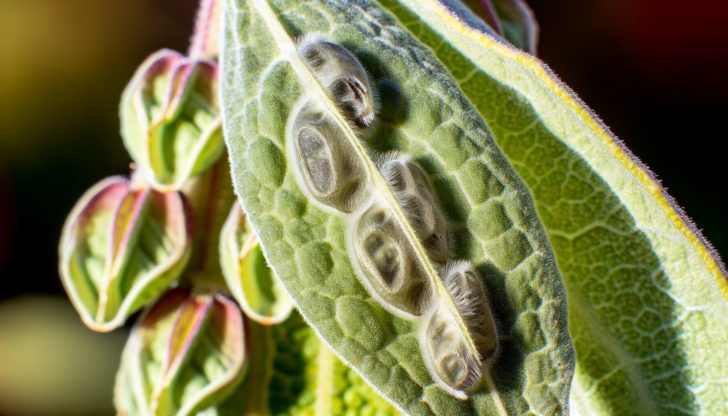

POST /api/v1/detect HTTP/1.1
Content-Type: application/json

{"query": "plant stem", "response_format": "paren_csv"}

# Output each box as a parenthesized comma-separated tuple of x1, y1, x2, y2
(182, 156, 235, 292)
(184, 0, 228, 293)
(189, 0, 222, 59)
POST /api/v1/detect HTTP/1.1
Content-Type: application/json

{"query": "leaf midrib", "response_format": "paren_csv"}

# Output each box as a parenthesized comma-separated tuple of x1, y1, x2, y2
(249, 0, 488, 397)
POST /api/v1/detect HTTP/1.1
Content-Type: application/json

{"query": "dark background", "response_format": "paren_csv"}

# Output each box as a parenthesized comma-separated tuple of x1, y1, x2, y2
(0, 0, 725, 414)
(530, 0, 728, 259)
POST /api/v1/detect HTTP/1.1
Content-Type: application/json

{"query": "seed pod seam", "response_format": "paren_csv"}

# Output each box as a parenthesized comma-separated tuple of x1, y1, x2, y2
(254, 4, 495, 395)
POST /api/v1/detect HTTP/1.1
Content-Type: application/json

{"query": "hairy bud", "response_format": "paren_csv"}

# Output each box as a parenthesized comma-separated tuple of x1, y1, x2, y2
(121, 49, 224, 190)
(59, 176, 192, 331)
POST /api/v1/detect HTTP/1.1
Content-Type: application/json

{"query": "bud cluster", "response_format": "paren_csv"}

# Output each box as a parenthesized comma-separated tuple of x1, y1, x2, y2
(57, 3, 292, 412)
(60, 47, 231, 332)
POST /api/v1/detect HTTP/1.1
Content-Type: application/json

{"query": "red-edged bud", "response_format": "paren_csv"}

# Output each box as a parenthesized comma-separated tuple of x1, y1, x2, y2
(219, 202, 293, 325)
(121, 50, 223, 190)
(59, 176, 192, 331)
(114, 288, 247, 415)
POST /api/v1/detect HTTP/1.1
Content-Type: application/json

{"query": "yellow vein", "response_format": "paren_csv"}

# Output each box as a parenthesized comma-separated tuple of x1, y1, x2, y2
(482, 372, 508, 415)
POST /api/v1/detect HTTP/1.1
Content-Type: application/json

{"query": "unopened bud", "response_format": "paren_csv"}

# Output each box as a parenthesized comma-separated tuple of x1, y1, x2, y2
(219, 202, 293, 325)
(121, 50, 223, 190)
(114, 288, 247, 415)
(59, 176, 192, 331)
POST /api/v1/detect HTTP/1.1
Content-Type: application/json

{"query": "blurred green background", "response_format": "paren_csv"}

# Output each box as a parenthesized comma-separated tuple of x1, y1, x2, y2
(0, 0, 725, 415)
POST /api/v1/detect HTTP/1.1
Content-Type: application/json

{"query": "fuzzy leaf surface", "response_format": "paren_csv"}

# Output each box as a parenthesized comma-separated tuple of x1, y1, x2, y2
(221, 0, 574, 414)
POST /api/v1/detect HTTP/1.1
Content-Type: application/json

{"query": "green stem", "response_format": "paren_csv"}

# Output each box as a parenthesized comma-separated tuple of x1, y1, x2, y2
(182, 156, 235, 292)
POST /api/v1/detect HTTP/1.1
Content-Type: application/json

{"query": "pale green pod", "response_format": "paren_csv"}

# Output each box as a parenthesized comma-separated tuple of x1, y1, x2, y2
(298, 35, 377, 128)
(219, 201, 294, 325)
(114, 288, 247, 416)
(419, 261, 499, 399)
(289, 101, 369, 213)
(121, 49, 224, 190)
(59, 176, 192, 332)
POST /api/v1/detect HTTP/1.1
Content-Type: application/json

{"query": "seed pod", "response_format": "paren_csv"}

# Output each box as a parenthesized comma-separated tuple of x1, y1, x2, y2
(59, 176, 192, 332)
(290, 102, 368, 212)
(120, 49, 224, 190)
(378, 153, 448, 262)
(349, 201, 431, 318)
(419, 261, 498, 398)
(219, 201, 293, 325)
(297, 36, 376, 128)
(114, 288, 247, 416)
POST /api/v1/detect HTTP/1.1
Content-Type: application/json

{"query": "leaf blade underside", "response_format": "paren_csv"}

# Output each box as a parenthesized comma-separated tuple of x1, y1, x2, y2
(376, 1, 728, 414)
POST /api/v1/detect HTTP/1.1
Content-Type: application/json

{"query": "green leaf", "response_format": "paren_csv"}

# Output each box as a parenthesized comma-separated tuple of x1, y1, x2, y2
(221, 0, 573, 414)
(378, 1, 728, 414)
(114, 288, 247, 416)
(220, 201, 294, 324)
(59, 176, 192, 332)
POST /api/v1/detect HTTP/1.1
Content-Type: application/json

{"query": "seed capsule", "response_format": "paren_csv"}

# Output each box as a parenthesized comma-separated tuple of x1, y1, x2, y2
(298, 125, 337, 197)
(291, 103, 368, 212)
(420, 261, 498, 399)
(298, 35, 376, 128)
(350, 202, 431, 318)
(378, 153, 448, 262)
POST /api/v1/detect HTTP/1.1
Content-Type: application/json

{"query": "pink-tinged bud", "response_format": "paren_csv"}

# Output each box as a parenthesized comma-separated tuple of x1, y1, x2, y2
(59, 176, 192, 332)
(114, 288, 247, 415)
(121, 50, 223, 190)
(467, 0, 539, 53)
(219, 202, 293, 325)
(491, 0, 539, 53)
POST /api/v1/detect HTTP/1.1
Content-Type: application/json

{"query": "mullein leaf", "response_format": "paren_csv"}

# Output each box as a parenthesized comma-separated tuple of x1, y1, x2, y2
(221, 0, 574, 413)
